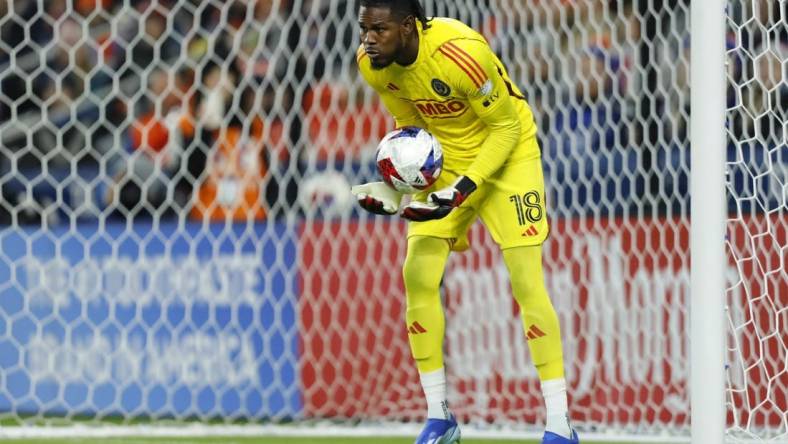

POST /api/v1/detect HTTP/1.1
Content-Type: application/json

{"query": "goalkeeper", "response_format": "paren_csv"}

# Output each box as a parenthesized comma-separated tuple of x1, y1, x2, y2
(351, 1, 579, 443)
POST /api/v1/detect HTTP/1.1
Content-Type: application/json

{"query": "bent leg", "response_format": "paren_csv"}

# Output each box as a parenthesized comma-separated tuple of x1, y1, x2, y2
(402, 235, 451, 373)
(502, 245, 564, 380)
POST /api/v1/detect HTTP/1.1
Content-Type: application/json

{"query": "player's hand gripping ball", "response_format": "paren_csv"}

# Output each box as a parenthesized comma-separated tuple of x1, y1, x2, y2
(376, 127, 443, 194)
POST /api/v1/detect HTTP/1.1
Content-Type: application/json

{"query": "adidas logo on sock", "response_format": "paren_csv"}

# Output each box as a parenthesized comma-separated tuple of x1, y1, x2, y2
(408, 321, 428, 335)
(526, 324, 546, 340)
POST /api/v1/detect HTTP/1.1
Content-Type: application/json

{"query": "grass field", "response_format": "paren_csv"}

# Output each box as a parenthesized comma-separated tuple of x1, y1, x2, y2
(1, 437, 516, 443)
(0, 433, 660, 444)
(0, 439, 643, 444)
(0, 439, 530, 444)
(0, 421, 652, 444)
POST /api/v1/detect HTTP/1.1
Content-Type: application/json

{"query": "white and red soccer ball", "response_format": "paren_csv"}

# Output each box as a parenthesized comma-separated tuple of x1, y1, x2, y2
(375, 126, 443, 194)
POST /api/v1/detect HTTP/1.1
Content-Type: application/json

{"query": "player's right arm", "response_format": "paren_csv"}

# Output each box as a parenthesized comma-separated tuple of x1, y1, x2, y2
(352, 46, 421, 216)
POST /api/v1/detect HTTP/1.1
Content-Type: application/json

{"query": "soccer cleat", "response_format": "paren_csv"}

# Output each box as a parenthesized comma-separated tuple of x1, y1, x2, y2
(414, 414, 461, 444)
(541, 429, 580, 444)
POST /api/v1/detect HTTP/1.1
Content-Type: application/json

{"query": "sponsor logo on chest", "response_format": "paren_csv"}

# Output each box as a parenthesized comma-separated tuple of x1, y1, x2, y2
(395, 77, 468, 118)
(412, 99, 468, 118)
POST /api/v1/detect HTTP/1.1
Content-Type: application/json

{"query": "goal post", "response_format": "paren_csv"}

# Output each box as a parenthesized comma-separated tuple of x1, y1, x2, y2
(690, 1, 726, 443)
(0, 0, 785, 442)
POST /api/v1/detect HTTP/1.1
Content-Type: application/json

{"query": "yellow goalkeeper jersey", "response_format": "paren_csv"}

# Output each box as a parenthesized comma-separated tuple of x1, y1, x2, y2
(357, 17, 539, 185)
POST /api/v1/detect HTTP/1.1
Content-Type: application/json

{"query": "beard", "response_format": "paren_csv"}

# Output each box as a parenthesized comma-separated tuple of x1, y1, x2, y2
(369, 39, 406, 70)
(370, 58, 392, 70)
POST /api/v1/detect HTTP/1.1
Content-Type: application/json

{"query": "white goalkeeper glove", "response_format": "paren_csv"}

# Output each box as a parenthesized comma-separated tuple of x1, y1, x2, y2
(350, 182, 404, 216)
(401, 176, 477, 221)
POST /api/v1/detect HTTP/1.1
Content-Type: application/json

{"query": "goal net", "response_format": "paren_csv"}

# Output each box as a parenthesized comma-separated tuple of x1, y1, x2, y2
(0, 0, 784, 441)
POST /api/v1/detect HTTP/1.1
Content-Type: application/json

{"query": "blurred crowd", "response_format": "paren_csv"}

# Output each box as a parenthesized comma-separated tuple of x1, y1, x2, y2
(0, 0, 784, 225)
(0, 0, 305, 223)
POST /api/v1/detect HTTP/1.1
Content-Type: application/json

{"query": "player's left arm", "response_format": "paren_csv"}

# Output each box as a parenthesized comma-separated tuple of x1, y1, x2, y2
(442, 38, 522, 186)
(402, 38, 522, 221)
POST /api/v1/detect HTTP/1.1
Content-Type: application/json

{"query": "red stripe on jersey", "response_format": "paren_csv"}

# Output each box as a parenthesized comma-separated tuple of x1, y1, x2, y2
(438, 47, 483, 88)
(444, 42, 487, 85)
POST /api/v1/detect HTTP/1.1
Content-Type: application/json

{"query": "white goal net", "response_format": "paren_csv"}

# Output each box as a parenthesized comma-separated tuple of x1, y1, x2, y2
(0, 0, 784, 442)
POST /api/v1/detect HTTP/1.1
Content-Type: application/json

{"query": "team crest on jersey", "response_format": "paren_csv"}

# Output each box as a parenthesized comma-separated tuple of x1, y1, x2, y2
(431, 79, 451, 97)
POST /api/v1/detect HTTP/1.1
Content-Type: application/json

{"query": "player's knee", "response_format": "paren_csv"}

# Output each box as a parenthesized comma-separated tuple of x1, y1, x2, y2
(503, 246, 549, 307)
(509, 271, 546, 307)
(403, 236, 449, 301)
(403, 257, 442, 301)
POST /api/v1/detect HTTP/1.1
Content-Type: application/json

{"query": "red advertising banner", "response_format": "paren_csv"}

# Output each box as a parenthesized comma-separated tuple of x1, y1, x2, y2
(299, 215, 785, 430)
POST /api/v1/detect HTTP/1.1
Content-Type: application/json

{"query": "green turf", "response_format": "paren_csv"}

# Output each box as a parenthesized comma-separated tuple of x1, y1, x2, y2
(0, 439, 647, 444)
(0, 440, 542, 444)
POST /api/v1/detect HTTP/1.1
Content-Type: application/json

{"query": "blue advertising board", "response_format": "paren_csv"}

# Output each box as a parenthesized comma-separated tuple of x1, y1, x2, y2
(0, 220, 301, 419)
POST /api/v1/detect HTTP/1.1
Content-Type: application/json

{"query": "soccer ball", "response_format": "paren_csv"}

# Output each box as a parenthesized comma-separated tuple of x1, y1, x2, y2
(375, 126, 443, 193)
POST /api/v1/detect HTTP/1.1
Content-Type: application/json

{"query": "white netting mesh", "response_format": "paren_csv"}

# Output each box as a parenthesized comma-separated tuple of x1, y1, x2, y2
(0, 0, 784, 442)
(724, 1, 787, 442)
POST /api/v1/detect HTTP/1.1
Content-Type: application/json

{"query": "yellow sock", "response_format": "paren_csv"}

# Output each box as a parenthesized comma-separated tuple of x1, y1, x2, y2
(502, 245, 565, 380)
(402, 236, 451, 373)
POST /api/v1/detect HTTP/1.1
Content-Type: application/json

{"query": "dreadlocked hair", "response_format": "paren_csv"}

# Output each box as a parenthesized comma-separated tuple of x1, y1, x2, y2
(359, 0, 432, 30)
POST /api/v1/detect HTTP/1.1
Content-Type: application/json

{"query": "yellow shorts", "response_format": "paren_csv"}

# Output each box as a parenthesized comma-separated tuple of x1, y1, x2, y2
(408, 142, 549, 252)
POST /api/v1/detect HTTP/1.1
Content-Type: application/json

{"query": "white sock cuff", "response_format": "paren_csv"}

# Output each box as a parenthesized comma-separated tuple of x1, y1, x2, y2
(419, 368, 446, 386)
(419, 368, 449, 419)
(541, 378, 567, 396)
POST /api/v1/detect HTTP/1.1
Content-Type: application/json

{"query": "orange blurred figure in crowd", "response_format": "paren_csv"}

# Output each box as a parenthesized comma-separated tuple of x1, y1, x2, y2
(190, 119, 275, 222)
